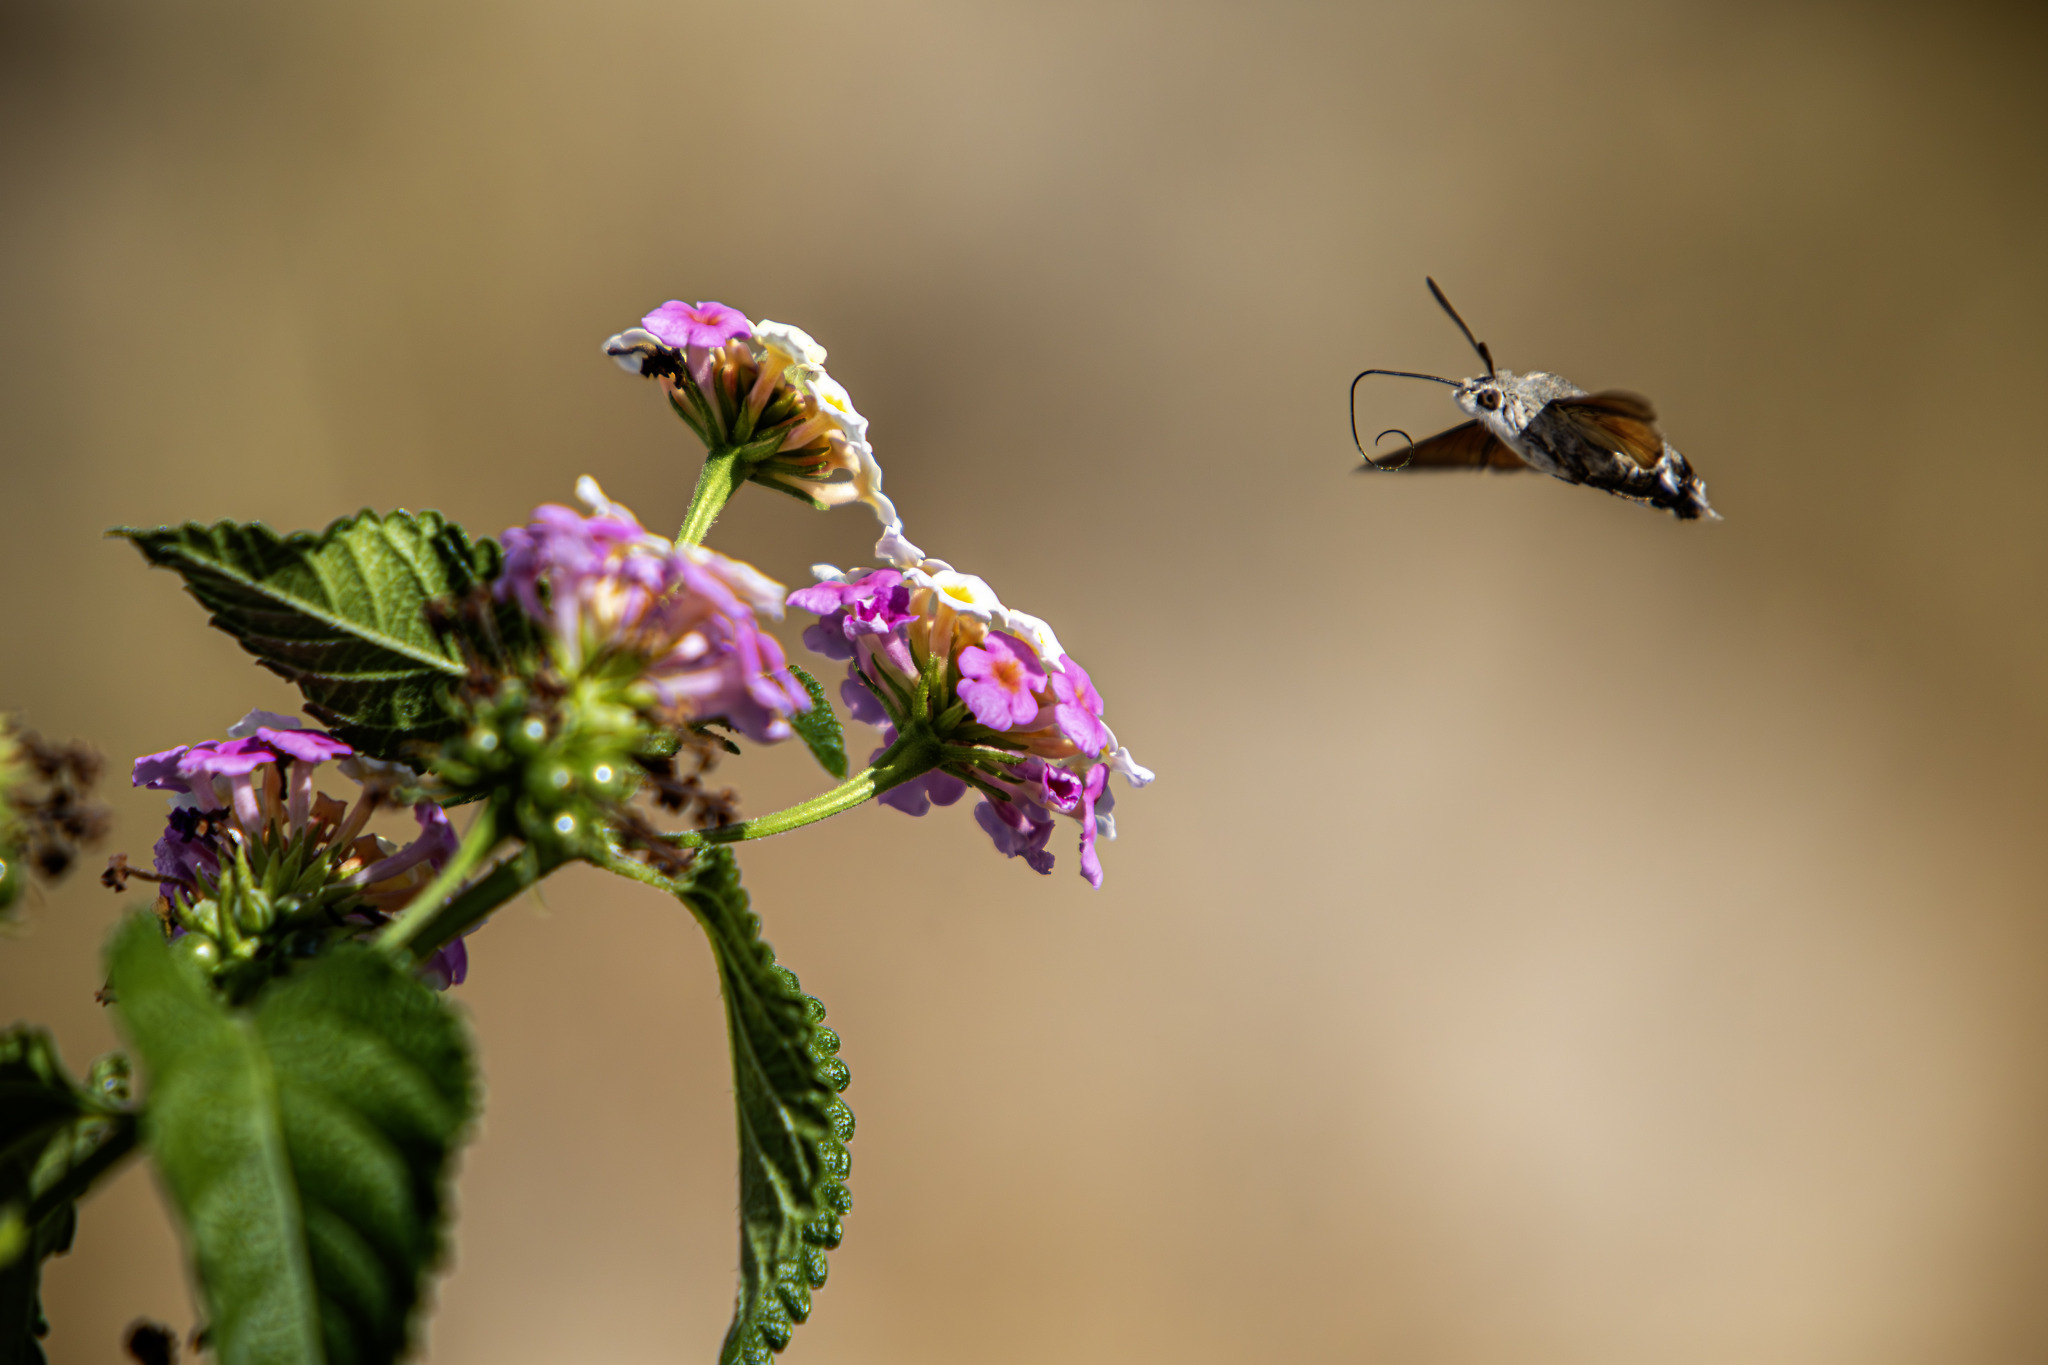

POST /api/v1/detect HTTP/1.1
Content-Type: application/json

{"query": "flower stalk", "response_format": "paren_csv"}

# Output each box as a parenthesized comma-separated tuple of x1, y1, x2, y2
(605, 304, 918, 561)
(394, 843, 560, 967)
(375, 803, 505, 956)
(678, 447, 745, 547)
(663, 728, 944, 847)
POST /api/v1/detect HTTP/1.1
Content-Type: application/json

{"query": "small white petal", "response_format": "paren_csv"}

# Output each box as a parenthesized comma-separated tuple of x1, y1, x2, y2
(790, 366, 870, 444)
(1108, 746, 1155, 787)
(602, 327, 663, 374)
(922, 570, 1002, 622)
(810, 563, 851, 584)
(754, 319, 828, 367)
(996, 608, 1066, 667)
(875, 522, 924, 568)
(227, 710, 303, 738)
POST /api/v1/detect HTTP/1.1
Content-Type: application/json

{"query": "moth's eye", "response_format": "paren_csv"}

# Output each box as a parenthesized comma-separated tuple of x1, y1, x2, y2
(1477, 390, 1500, 410)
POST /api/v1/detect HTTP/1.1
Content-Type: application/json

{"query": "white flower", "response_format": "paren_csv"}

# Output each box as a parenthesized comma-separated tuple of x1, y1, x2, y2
(753, 319, 827, 368)
(875, 521, 924, 567)
(1107, 746, 1155, 788)
(908, 564, 1004, 623)
(791, 366, 870, 445)
(226, 710, 303, 738)
(995, 608, 1066, 668)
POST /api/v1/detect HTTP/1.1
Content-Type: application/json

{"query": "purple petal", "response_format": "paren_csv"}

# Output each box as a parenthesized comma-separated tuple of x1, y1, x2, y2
(841, 673, 889, 726)
(133, 746, 192, 790)
(803, 620, 855, 661)
(412, 802, 460, 868)
(419, 937, 469, 991)
(788, 581, 860, 615)
(1077, 763, 1110, 888)
(255, 727, 352, 764)
(174, 738, 278, 781)
(642, 300, 753, 351)
(973, 799, 1056, 874)
(956, 678, 1036, 731)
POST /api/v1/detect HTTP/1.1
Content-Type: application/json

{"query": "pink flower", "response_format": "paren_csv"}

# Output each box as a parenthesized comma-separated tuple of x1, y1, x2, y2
(134, 718, 355, 839)
(640, 300, 753, 351)
(1049, 655, 1111, 755)
(974, 796, 1056, 875)
(956, 632, 1046, 730)
(497, 481, 811, 742)
(790, 569, 918, 665)
(1076, 763, 1110, 890)
(788, 553, 1153, 886)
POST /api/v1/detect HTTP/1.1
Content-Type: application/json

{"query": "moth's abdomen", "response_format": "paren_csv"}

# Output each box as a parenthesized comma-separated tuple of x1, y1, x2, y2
(1523, 396, 1719, 520)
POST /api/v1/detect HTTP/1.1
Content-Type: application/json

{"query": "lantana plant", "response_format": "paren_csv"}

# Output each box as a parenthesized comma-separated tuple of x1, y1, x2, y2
(0, 301, 1150, 1365)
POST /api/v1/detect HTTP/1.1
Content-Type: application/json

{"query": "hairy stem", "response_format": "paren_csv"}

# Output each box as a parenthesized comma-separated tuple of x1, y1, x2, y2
(24, 1115, 139, 1227)
(678, 448, 745, 547)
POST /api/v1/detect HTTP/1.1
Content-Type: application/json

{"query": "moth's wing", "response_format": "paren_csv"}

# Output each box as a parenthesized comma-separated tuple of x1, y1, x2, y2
(1362, 420, 1528, 472)
(1565, 390, 1658, 422)
(1539, 392, 1665, 467)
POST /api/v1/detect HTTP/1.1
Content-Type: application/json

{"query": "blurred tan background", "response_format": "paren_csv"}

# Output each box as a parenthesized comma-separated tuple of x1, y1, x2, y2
(5, 0, 2048, 1360)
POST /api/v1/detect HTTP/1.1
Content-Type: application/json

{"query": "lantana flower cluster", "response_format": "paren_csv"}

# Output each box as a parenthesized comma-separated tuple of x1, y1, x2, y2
(497, 477, 811, 744)
(605, 301, 918, 563)
(792, 556, 1153, 887)
(127, 711, 472, 989)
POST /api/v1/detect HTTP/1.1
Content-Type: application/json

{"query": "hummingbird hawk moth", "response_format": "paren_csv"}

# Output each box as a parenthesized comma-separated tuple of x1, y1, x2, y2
(1351, 279, 1718, 521)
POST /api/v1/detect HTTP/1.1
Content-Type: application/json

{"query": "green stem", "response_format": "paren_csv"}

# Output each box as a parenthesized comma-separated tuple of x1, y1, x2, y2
(677, 448, 745, 546)
(594, 847, 679, 893)
(375, 804, 504, 957)
(398, 844, 561, 965)
(664, 730, 943, 846)
(24, 1115, 138, 1227)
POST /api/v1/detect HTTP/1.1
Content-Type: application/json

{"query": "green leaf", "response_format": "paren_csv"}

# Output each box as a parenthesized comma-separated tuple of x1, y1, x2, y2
(115, 511, 528, 760)
(0, 1029, 136, 1365)
(785, 666, 847, 780)
(673, 851, 853, 1365)
(107, 918, 475, 1365)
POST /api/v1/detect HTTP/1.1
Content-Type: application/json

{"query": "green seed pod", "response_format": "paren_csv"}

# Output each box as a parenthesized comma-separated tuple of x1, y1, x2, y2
(229, 883, 277, 935)
(586, 759, 626, 799)
(174, 932, 222, 972)
(86, 1051, 133, 1105)
(509, 715, 549, 757)
(178, 895, 224, 941)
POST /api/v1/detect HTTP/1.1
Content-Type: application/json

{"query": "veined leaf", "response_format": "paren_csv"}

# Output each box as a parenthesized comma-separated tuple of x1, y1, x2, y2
(116, 511, 527, 760)
(107, 919, 474, 1365)
(0, 1029, 136, 1365)
(673, 851, 853, 1365)
(785, 666, 847, 780)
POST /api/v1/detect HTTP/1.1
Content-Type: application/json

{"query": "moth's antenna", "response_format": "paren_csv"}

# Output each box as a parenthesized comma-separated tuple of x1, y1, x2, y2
(1350, 368, 1457, 462)
(1425, 277, 1495, 376)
